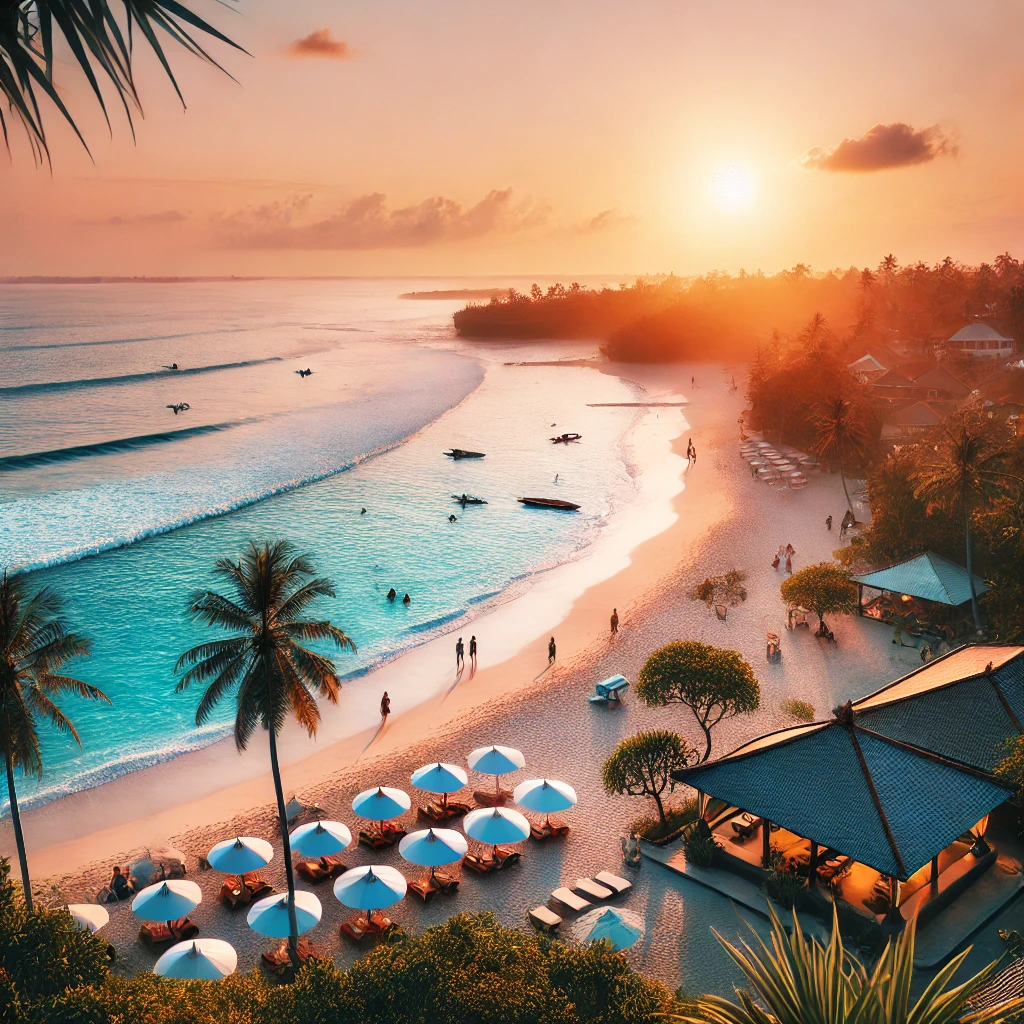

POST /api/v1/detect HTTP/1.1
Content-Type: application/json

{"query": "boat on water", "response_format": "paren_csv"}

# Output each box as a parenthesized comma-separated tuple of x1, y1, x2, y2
(444, 448, 486, 459)
(517, 497, 580, 511)
(550, 432, 582, 443)
(452, 494, 488, 505)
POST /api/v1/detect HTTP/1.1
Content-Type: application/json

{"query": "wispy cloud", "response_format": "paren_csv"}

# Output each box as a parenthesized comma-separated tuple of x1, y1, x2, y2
(218, 189, 551, 249)
(287, 29, 351, 59)
(79, 210, 189, 227)
(576, 209, 638, 233)
(800, 122, 957, 172)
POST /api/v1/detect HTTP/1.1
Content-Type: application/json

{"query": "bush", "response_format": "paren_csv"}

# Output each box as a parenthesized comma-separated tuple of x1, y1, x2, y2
(762, 865, 805, 910)
(781, 699, 816, 722)
(628, 799, 700, 843)
(682, 820, 719, 869)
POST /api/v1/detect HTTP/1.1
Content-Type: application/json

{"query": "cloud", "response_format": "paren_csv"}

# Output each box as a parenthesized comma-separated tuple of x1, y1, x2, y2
(800, 122, 957, 172)
(79, 210, 189, 227)
(576, 209, 638, 233)
(219, 189, 551, 249)
(287, 29, 351, 59)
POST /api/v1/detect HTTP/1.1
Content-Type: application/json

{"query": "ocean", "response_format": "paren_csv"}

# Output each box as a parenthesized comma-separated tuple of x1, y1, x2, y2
(0, 280, 645, 809)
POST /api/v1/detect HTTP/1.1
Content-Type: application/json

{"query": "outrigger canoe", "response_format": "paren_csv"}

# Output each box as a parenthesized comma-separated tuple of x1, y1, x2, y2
(452, 494, 488, 505)
(444, 448, 485, 459)
(517, 497, 580, 511)
(550, 433, 582, 443)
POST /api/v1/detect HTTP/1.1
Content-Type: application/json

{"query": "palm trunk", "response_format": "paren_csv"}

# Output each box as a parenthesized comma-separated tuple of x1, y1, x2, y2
(267, 728, 301, 970)
(964, 501, 982, 631)
(5, 753, 32, 911)
(838, 434, 853, 512)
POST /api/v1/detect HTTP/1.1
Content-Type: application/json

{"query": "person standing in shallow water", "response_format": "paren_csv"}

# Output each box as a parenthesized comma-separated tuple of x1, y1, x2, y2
(548, 637, 556, 663)
(610, 608, 619, 635)
(456, 637, 465, 669)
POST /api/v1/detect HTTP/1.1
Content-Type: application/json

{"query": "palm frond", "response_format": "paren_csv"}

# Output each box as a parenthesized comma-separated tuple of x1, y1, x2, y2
(282, 619, 356, 652)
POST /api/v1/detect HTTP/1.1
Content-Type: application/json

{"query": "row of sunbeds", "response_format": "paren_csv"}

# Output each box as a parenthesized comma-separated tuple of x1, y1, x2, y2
(528, 870, 633, 932)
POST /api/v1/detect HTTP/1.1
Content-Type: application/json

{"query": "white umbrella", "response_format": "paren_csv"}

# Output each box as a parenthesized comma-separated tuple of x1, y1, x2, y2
(206, 836, 273, 875)
(411, 763, 468, 811)
(463, 806, 530, 851)
(334, 865, 407, 928)
(513, 778, 577, 827)
(131, 879, 202, 922)
(246, 890, 322, 937)
(352, 786, 411, 822)
(572, 907, 643, 951)
(154, 938, 237, 980)
(467, 745, 525, 794)
(289, 820, 352, 858)
(399, 828, 467, 883)
(67, 903, 109, 933)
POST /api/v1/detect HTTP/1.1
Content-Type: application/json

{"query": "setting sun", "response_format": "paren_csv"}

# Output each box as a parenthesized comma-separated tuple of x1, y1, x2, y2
(709, 164, 756, 212)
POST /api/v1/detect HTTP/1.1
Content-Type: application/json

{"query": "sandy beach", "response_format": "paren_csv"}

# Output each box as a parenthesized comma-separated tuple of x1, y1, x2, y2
(6, 358, 1013, 995)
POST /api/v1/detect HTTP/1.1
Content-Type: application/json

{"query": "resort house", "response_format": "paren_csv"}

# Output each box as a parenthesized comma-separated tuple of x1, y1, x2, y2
(947, 323, 1016, 359)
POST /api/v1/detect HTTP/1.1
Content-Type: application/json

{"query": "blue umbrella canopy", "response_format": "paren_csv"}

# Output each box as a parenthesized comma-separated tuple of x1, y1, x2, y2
(411, 762, 468, 795)
(352, 786, 411, 822)
(289, 820, 352, 858)
(572, 907, 643, 951)
(246, 891, 322, 938)
(333, 865, 407, 911)
(467, 745, 525, 777)
(513, 778, 577, 814)
(154, 938, 237, 980)
(463, 806, 530, 846)
(398, 828, 468, 868)
(206, 836, 273, 875)
(131, 880, 202, 922)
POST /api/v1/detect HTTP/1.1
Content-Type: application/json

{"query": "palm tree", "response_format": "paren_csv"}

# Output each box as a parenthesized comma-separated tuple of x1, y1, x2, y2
(812, 379, 873, 513)
(175, 540, 355, 969)
(1, 1, 243, 163)
(0, 571, 107, 910)
(913, 406, 1021, 630)
(675, 906, 1021, 1024)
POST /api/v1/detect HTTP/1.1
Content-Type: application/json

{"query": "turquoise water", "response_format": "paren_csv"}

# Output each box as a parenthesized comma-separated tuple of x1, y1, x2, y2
(0, 281, 641, 809)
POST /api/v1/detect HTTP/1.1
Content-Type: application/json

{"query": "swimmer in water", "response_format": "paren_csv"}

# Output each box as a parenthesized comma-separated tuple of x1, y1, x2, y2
(387, 588, 397, 601)
(402, 593, 411, 605)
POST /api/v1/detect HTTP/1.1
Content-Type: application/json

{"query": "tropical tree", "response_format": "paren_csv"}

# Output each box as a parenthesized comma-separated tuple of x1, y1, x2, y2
(995, 735, 1024, 801)
(637, 642, 759, 763)
(780, 562, 858, 633)
(675, 905, 1021, 1024)
(1, 0, 242, 162)
(0, 572, 107, 910)
(812, 378, 874, 512)
(175, 540, 355, 968)
(913, 405, 1021, 630)
(602, 730, 695, 826)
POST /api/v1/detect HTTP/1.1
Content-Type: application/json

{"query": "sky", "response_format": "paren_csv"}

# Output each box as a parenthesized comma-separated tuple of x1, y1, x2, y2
(2, 0, 1024, 278)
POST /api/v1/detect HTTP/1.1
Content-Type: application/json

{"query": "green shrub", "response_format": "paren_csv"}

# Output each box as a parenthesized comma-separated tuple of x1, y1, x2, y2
(628, 799, 700, 843)
(762, 865, 805, 910)
(683, 820, 719, 869)
(781, 699, 816, 722)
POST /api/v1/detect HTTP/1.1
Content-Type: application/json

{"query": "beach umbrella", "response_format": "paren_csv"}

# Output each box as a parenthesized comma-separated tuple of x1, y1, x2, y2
(513, 778, 577, 827)
(247, 890, 322, 937)
(132, 879, 202, 922)
(334, 865, 407, 928)
(572, 907, 643, 951)
(154, 938, 237, 980)
(206, 836, 273, 875)
(467, 745, 525, 793)
(411, 762, 468, 810)
(463, 806, 530, 851)
(67, 904, 109, 933)
(399, 828, 468, 883)
(352, 786, 411, 822)
(289, 820, 352, 858)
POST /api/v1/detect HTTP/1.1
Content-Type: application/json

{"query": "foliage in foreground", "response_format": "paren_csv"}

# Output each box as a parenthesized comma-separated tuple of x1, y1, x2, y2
(674, 905, 1022, 1024)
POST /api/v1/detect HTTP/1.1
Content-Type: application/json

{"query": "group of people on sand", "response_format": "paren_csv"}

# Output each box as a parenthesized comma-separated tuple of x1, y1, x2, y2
(102, 865, 134, 903)
(772, 542, 796, 574)
(386, 587, 411, 605)
(455, 635, 478, 670)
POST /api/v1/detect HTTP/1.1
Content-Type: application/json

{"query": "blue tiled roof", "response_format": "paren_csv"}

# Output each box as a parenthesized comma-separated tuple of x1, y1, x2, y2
(851, 552, 989, 606)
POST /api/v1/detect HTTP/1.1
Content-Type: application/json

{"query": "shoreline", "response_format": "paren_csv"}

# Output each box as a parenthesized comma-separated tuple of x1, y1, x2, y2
(3, 360, 709, 882)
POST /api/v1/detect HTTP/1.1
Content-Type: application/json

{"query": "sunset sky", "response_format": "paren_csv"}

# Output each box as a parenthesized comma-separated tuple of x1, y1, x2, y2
(3, 0, 1023, 278)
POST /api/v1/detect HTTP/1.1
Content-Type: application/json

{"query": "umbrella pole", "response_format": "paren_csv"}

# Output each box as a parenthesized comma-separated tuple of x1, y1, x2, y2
(442, 792, 448, 811)
(495, 773, 501, 795)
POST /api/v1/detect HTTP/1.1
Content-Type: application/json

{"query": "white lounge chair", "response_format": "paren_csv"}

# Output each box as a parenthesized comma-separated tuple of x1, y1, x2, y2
(528, 905, 562, 931)
(574, 878, 613, 901)
(551, 887, 591, 912)
(595, 871, 632, 895)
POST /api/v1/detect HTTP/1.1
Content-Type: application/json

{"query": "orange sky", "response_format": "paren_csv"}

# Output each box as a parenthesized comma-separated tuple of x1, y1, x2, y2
(3, 0, 1024, 277)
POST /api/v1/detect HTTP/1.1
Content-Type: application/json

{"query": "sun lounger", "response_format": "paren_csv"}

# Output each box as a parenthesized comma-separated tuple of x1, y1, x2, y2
(417, 799, 471, 822)
(473, 789, 512, 807)
(261, 938, 321, 975)
(408, 879, 438, 902)
(551, 887, 591, 912)
(528, 906, 562, 932)
(463, 852, 498, 874)
(589, 674, 630, 705)
(220, 875, 251, 908)
(530, 819, 570, 841)
(295, 859, 330, 884)
(574, 878, 613, 901)
(243, 871, 275, 899)
(594, 871, 632, 895)
(731, 814, 764, 841)
(359, 825, 407, 850)
(494, 847, 521, 869)
(139, 916, 198, 949)
(341, 913, 395, 943)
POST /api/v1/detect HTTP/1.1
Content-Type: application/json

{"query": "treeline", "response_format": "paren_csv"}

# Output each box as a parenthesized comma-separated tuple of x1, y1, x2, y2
(453, 255, 1024, 362)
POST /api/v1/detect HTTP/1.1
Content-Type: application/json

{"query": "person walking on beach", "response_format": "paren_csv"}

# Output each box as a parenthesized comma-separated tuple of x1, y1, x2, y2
(380, 691, 391, 721)
(548, 637, 556, 664)
(826, 514, 833, 531)
(610, 608, 619, 635)
(469, 635, 477, 667)
(456, 637, 465, 669)
(785, 553, 793, 574)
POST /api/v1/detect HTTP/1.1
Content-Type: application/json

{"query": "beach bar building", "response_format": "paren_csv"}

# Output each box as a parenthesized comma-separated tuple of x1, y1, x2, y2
(672, 646, 1023, 932)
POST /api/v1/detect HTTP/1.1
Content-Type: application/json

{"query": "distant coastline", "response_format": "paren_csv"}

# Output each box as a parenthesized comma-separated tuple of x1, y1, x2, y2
(399, 288, 504, 300)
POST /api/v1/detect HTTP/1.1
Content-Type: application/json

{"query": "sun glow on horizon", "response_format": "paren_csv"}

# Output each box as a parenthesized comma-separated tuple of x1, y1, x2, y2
(708, 164, 756, 213)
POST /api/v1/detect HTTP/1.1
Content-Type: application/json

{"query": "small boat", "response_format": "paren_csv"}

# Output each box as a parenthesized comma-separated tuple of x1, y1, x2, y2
(444, 449, 486, 459)
(518, 497, 580, 511)
(550, 433, 582, 444)
(452, 494, 488, 505)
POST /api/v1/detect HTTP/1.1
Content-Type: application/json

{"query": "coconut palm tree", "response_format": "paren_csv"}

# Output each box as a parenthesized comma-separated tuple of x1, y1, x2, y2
(0, 571, 107, 910)
(675, 906, 1021, 1024)
(1, 1, 243, 163)
(812, 379, 873, 513)
(913, 405, 1021, 631)
(175, 540, 355, 969)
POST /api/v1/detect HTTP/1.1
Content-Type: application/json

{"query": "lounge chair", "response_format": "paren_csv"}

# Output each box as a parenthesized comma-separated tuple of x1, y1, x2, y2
(243, 871, 275, 899)
(731, 814, 764, 841)
(417, 799, 471, 823)
(261, 938, 321, 975)
(551, 887, 591, 912)
(588, 674, 630, 705)
(341, 913, 395, 943)
(463, 852, 498, 874)
(715, 604, 728, 622)
(595, 870, 632, 895)
(295, 859, 330, 884)
(530, 819, 570, 841)
(494, 847, 521, 869)
(220, 875, 251, 908)
(408, 879, 438, 902)
(359, 824, 407, 850)
(574, 878, 613, 901)
(139, 916, 198, 949)
(528, 906, 562, 932)
(473, 789, 512, 807)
